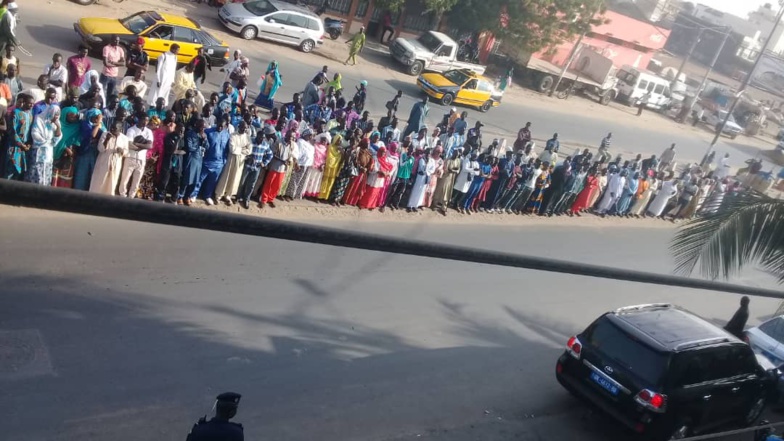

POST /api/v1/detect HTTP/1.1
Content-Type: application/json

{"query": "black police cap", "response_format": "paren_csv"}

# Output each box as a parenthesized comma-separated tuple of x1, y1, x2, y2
(216, 392, 241, 405)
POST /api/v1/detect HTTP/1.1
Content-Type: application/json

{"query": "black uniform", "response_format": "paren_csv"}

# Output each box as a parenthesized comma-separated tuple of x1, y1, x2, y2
(186, 416, 244, 441)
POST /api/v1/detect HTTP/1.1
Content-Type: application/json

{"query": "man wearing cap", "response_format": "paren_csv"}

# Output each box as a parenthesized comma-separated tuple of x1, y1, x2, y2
(186, 392, 244, 441)
(125, 38, 149, 78)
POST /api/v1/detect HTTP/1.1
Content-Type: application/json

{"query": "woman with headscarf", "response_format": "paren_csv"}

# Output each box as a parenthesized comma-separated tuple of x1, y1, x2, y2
(303, 132, 328, 199)
(615, 170, 639, 216)
(329, 130, 360, 205)
(90, 121, 129, 194)
(318, 133, 344, 200)
(254, 60, 283, 110)
(345, 26, 366, 66)
(285, 128, 315, 200)
(525, 162, 551, 214)
(359, 145, 395, 210)
(461, 155, 492, 213)
(353, 80, 368, 112)
(630, 173, 657, 217)
(72, 108, 105, 191)
(588, 168, 608, 209)
(135, 115, 165, 200)
(473, 156, 498, 211)
(26, 105, 62, 185)
(322, 73, 342, 102)
(570, 168, 600, 216)
(423, 146, 444, 209)
(432, 148, 462, 215)
(342, 137, 374, 205)
(51, 97, 81, 188)
(376, 141, 400, 208)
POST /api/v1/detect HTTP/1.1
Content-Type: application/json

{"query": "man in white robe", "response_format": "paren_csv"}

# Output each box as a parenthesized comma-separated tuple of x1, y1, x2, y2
(647, 178, 679, 217)
(596, 171, 625, 215)
(148, 44, 179, 107)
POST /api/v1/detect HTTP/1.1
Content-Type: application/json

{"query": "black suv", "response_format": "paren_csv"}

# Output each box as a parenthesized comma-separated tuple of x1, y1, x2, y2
(555, 303, 775, 440)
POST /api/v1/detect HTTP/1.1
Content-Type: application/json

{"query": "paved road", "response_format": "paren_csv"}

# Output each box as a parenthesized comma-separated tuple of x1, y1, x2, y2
(18, 0, 766, 170)
(1, 206, 780, 441)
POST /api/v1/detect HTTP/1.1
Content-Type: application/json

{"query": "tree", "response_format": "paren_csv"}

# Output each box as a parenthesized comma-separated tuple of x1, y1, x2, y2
(671, 191, 784, 283)
(374, 0, 459, 13)
(448, 0, 607, 56)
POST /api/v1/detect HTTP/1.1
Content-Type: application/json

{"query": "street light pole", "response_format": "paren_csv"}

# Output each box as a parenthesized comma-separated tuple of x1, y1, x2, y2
(708, 2, 784, 151)
(684, 28, 730, 123)
(671, 27, 704, 91)
(549, 31, 585, 97)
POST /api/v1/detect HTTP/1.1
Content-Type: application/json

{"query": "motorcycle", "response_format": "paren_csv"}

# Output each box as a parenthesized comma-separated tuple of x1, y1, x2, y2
(323, 17, 345, 40)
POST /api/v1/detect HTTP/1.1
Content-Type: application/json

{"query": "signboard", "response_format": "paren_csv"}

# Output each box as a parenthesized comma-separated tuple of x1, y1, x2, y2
(750, 52, 784, 98)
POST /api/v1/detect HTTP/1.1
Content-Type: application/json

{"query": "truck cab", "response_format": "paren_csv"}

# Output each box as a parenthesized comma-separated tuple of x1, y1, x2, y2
(390, 31, 486, 76)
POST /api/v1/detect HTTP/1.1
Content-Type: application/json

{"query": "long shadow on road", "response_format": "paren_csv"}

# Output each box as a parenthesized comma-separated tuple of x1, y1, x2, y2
(0, 273, 644, 441)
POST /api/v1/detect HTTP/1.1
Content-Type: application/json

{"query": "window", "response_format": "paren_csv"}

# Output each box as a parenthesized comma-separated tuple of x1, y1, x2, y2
(286, 14, 309, 28)
(306, 18, 321, 31)
(121, 12, 157, 34)
(464, 79, 478, 89)
(584, 318, 669, 385)
(417, 32, 443, 53)
(759, 317, 784, 344)
(638, 79, 649, 90)
(647, 82, 655, 92)
(265, 13, 290, 24)
(437, 45, 453, 57)
(149, 25, 174, 40)
(654, 84, 664, 94)
(243, 0, 276, 16)
(442, 70, 470, 86)
(173, 27, 196, 43)
(477, 81, 493, 92)
(671, 346, 757, 387)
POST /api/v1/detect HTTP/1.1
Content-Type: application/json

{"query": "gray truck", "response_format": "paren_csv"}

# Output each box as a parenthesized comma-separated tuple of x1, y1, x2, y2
(390, 31, 487, 76)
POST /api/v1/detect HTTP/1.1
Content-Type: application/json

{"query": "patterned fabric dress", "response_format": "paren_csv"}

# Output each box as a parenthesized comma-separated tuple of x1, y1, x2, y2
(51, 106, 81, 188)
(138, 128, 165, 199)
(318, 134, 344, 200)
(329, 146, 358, 203)
(526, 170, 551, 213)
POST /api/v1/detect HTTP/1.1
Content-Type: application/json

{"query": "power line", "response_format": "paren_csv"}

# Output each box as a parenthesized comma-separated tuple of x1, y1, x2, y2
(0, 180, 781, 299)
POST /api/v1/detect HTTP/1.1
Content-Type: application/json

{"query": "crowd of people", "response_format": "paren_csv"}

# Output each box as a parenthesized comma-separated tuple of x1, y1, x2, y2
(0, 38, 751, 222)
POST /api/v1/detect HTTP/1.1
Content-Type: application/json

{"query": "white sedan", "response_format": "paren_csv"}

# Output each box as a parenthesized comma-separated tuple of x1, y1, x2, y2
(703, 110, 744, 139)
(746, 315, 784, 366)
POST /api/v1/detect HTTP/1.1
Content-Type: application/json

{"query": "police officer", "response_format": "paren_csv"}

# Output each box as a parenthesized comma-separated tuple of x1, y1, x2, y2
(186, 392, 244, 441)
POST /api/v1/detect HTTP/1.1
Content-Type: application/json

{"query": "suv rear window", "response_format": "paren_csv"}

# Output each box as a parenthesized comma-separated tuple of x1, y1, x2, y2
(586, 318, 669, 384)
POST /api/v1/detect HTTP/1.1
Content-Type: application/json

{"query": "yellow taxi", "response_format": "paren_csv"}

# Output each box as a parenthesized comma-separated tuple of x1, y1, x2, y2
(74, 11, 230, 67)
(417, 69, 503, 112)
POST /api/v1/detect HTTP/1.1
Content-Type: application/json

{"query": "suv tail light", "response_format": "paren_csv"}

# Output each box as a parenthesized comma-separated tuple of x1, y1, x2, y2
(635, 389, 667, 413)
(566, 336, 582, 359)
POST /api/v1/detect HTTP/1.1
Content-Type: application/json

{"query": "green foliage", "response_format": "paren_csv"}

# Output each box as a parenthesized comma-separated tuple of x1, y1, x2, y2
(375, 0, 460, 14)
(374, 0, 406, 12)
(671, 191, 784, 283)
(448, 0, 607, 55)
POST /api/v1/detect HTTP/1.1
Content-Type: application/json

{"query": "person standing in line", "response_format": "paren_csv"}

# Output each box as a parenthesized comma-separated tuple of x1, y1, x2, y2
(155, 122, 185, 201)
(4, 93, 32, 180)
(595, 168, 625, 216)
(525, 161, 551, 214)
(193, 116, 231, 205)
(124, 38, 149, 78)
(237, 128, 274, 209)
(513, 123, 532, 152)
(318, 133, 344, 200)
(342, 138, 373, 205)
(44, 53, 68, 101)
(461, 155, 491, 213)
(637, 91, 650, 116)
(179, 118, 208, 206)
(190, 47, 211, 86)
(407, 147, 435, 212)
(724, 296, 750, 339)
(148, 44, 179, 107)
(432, 148, 462, 215)
(302, 132, 328, 199)
(345, 26, 366, 66)
(510, 159, 540, 214)
(120, 68, 148, 101)
(423, 146, 444, 209)
(100, 35, 125, 99)
(647, 174, 678, 217)
(570, 168, 599, 216)
(66, 45, 91, 97)
(286, 128, 316, 199)
(216, 121, 251, 205)
(384, 139, 414, 210)
(119, 113, 152, 197)
(358, 145, 393, 209)
(26, 104, 62, 186)
(172, 64, 197, 103)
(329, 130, 360, 205)
(222, 50, 243, 84)
(260, 129, 296, 208)
(450, 151, 478, 210)
(90, 121, 128, 194)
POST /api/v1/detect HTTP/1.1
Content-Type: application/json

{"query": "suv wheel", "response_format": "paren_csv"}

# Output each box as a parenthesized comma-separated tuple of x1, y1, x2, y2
(744, 396, 766, 425)
(300, 39, 315, 53)
(240, 26, 257, 40)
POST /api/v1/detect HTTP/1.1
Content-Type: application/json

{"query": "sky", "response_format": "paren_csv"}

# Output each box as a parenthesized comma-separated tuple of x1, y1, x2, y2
(698, 0, 772, 17)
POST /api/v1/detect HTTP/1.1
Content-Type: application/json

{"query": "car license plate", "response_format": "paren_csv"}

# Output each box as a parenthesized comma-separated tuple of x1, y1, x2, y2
(590, 371, 619, 396)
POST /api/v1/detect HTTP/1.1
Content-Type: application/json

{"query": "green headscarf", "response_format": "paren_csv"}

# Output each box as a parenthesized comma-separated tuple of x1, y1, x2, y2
(54, 106, 81, 160)
(326, 73, 342, 93)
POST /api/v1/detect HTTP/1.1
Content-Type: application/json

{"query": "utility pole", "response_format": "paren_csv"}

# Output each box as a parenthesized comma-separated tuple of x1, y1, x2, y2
(549, 32, 585, 97)
(670, 27, 705, 91)
(709, 1, 784, 152)
(683, 28, 731, 123)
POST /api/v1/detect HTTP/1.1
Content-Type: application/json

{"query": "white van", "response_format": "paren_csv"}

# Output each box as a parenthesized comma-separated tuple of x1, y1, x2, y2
(615, 66, 672, 110)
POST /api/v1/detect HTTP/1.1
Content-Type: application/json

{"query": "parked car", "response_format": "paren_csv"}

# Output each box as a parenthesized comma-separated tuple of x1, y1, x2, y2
(556, 303, 774, 440)
(218, 0, 324, 53)
(74, 10, 230, 66)
(746, 315, 784, 366)
(417, 69, 501, 112)
(390, 31, 486, 76)
(704, 110, 744, 139)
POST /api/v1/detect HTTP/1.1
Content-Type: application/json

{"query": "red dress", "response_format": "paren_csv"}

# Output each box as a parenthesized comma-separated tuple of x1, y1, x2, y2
(472, 165, 498, 209)
(571, 175, 598, 213)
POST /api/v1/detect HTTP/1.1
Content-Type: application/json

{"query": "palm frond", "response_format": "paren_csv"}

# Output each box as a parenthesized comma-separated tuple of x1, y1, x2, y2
(671, 191, 784, 283)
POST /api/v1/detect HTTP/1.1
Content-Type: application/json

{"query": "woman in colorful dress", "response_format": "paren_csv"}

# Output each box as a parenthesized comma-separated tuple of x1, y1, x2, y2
(526, 164, 551, 214)
(90, 121, 129, 195)
(329, 131, 360, 206)
(73, 108, 105, 191)
(587, 168, 608, 209)
(342, 138, 374, 206)
(137, 115, 164, 200)
(376, 141, 400, 209)
(615, 171, 639, 216)
(254, 60, 283, 110)
(570, 168, 600, 216)
(318, 133, 344, 200)
(359, 145, 394, 210)
(629, 173, 655, 217)
(472, 156, 498, 211)
(422, 146, 444, 209)
(461, 155, 492, 213)
(27, 105, 62, 185)
(303, 132, 328, 199)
